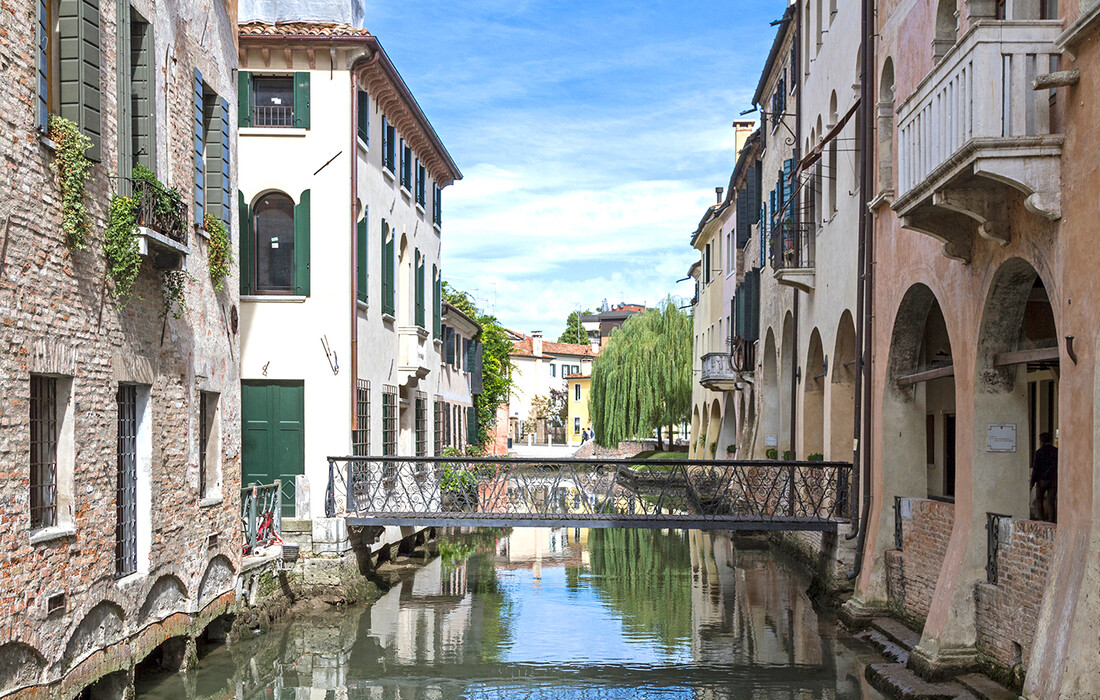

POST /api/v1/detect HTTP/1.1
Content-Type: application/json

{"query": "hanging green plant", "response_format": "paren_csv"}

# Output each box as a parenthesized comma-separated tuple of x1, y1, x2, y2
(48, 115, 93, 250)
(161, 270, 193, 319)
(204, 214, 233, 291)
(104, 195, 142, 303)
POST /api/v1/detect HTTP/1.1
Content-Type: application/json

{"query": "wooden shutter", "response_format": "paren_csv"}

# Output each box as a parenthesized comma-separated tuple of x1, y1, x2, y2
(433, 266, 441, 339)
(467, 405, 478, 445)
(238, 70, 252, 128)
(37, 0, 48, 132)
(751, 162, 762, 222)
(356, 215, 368, 303)
(58, 0, 102, 160)
(239, 192, 253, 295)
(293, 71, 310, 129)
(444, 326, 455, 365)
(293, 189, 311, 296)
(747, 268, 760, 341)
(386, 122, 396, 172)
(357, 90, 369, 143)
(414, 249, 424, 327)
(381, 220, 394, 316)
(736, 189, 749, 248)
(471, 343, 484, 394)
(130, 18, 154, 173)
(218, 98, 231, 226)
(381, 115, 389, 169)
(194, 69, 205, 223)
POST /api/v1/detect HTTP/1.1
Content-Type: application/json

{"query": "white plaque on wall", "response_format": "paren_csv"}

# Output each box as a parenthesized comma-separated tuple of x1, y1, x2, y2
(987, 424, 1017, 453)
(765, 434, 778, 447)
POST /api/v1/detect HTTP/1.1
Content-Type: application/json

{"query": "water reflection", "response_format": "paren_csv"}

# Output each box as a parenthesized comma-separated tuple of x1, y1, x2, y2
(140, 529, 881, 699)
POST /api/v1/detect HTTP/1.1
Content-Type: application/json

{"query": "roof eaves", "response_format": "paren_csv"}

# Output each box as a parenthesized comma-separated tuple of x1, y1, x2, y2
(751, 5, 796, 107)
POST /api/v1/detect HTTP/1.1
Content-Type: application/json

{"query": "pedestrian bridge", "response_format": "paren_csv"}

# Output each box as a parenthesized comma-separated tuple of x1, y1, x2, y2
(325, 456, 853, 531)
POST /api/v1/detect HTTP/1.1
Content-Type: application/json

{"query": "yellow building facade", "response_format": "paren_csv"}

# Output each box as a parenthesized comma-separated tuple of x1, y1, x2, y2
(566, 374, 591, 447)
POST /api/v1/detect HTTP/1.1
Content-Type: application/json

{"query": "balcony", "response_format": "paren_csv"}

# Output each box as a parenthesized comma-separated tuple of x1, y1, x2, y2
(398, 325, 431, 387)
(771, 221, 815, 292)
(700, 352, 737, 391)
(892, 20, 1064, 263)
(129, 176, 189, 268)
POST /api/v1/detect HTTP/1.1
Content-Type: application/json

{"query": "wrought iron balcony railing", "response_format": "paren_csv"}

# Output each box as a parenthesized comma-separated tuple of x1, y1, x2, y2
(770, 221, 815, 271)
(242, 480, 282, 555)
(253, 105, 295, 128)
(129, 177, 188, 245)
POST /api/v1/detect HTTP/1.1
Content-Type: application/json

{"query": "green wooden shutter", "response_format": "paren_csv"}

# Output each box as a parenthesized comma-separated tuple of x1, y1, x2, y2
(219, 98, 231, 226)
(357, 90, 369, 143)
(356, 215, 368, 303)
(415, 249, 425, 328)
(194, 69, 205, 223)
(59, 0, 102, 161)
(433, 265, 441, 339)
(293, 190, 311, 296)
(130, 18, 154, 173)
(37, 0, 48, 132)
(381, 220, 394, 315)
(238, 70, 252, 128)
(385, 122, 396, 172)
(293, 71, 310, 129)
(239, 192, 253, 295)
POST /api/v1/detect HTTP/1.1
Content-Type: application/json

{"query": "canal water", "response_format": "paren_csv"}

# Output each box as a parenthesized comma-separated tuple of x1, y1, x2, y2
(140, 529, 885, 699)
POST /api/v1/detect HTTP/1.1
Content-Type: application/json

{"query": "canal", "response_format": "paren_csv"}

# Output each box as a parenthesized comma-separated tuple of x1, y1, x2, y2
(139, 529, 884, 699)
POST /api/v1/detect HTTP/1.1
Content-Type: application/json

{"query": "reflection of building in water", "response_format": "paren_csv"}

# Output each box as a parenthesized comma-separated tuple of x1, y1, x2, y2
(494, 527, 589, 581)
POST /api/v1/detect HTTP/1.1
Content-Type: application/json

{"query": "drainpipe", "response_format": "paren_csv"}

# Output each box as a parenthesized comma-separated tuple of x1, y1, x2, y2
(847, 0, 875, 579)
(350, 68, 360, 443)
(790, 6, 802, 460)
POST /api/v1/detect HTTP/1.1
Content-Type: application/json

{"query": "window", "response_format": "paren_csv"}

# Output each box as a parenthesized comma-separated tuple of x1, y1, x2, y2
(416, 161, 426, 206)
(199, 392, 220, 499)
(574, 417, 581, 435)
(356, 211, 368, 303)
(401, 140, 413, 190)
(381, 219, 395, 316)
(357, 89, 369, 144)
(30, 376, 59, 529)
(433, 266, 442, 339)
(575, 383, 581, 401)
(242, 190, 311, 296)
(550, 364, 556, 378)
(116, 385, 137, 575)
(353, 380, 370, 456)
(38, 0, 102, 160)
(415, 391, 427, 456)
(382, 116, 396, 173)
(130, 13, 155, 174)
(195, 73, 230, 227)
(432, 183, 442, 227)
(382, 385, 397, 456)
(415, 248, 425, 328)
(434, 398, 444, 454)
(239, 72, 310, 129)
(444, 326, 455, 366)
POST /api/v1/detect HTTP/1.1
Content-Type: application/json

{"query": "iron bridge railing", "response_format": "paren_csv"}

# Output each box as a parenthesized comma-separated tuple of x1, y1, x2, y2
(325, 456, 853, 531)
(242, 480, 282, 555)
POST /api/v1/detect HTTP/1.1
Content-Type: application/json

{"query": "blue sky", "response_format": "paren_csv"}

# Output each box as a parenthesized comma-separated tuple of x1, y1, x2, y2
(363, 1, 780, 336)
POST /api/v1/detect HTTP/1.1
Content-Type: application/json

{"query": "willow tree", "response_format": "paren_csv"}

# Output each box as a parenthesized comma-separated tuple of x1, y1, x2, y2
(589, 299, 692, 449)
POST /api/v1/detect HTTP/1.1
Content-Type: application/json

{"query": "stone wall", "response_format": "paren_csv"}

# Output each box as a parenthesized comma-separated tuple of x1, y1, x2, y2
(572, 439, 659, 459)
(975, 519, 1056, 672)
(885, 498, 955, 623)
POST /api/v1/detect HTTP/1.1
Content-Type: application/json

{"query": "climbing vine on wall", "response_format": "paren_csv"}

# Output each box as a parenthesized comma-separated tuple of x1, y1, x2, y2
(204, 214, 233, 291)
(161, 270, 192, 319)
(48, 115, 93, 250)
(104, 195, 142, 303)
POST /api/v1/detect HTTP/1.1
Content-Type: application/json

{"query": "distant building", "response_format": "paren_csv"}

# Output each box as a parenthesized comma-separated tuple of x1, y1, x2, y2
(438, 302, 482, 452)
(508, 332, 597, 440)
(580, 303, 647, 349)
(566, 372, 592, 447)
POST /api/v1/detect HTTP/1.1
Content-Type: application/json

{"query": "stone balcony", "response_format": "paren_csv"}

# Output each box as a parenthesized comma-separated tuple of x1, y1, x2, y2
(892, 20, 1064, 263)
(700, 352, 737, 392)
(398, 325, 431, 387)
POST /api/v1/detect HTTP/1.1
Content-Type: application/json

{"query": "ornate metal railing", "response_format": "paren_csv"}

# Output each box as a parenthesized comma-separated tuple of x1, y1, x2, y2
(242, 480, 282, 555)
(325, 457, 853, 531)
(986, 512, 1012, 584)
(128, 176, 188, 244)
(770, 220, 815, 271)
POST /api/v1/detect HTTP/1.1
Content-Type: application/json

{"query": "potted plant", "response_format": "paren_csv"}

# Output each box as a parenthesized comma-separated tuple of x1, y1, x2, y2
(765, 448, 779, 460)
(807, 453, 824, 462)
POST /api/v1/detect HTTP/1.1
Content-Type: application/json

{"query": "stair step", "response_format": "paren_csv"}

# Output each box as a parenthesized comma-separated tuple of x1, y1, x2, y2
(856, 628, 910, 664)
(872, 616, 923, 651)
(866, 663, 973, 700)
(955, 674, 1017, 700)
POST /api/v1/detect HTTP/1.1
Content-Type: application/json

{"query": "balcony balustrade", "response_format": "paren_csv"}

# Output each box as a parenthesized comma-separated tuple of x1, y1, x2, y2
(398, 325, 431, 386)
(700, 351, 737, 391)
(127, 176, 189, 267)
(892, 20, 1064, 263)
(770, 221, 815, 292)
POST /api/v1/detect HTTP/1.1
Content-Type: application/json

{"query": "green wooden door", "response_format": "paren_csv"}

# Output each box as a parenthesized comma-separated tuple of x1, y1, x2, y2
(242, 381, 304, 517)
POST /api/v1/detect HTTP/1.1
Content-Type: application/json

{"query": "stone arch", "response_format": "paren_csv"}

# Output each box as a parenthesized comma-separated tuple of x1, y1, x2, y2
(705, 399, 722, 459)
(934, 0, 958, 61)
(973, 258, 1059, 520)
(803, 329, 826, 459)
(879, 57, 895, 192)
(780, 313, 795, 456)
(139, 574, 188, 622)
(762, 328, 780, 457)
(0, 641, 46, 694)
(830, 311, 857, 461)
(720, 394, 738, 457)
(690, 405, 701, 459)
(197, 555, 236, 609)
(62, 601, 125, 670)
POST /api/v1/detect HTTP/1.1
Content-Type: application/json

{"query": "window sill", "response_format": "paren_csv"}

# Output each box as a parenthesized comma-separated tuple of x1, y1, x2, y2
(240, 127, 308, 138)
(383, 168, 396, 182)
(433, 223, 441, 233)
(39, 134, 58, 152)
(357, 299, 369, 313)
(382, 312, 396, 324)
(415, 203, 426, 215)
(357, 136, 369, 152)
(199, 496, 224, 508)
(241, 295, 308, 303)
(29, 526, 76, 545)
(115, 571, 147, 588)
(400, 186, 412, 199)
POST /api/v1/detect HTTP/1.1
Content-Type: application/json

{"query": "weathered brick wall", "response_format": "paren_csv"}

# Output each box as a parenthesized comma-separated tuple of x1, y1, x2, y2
(975, 519, 1055, 671)
(887, 498, 955, 622)
(0, 0, 240, 695)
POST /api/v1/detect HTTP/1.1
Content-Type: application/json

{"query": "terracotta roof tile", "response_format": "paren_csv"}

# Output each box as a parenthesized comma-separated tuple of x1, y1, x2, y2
(510, 337, 598, 359)
(239, 22, 372, 38)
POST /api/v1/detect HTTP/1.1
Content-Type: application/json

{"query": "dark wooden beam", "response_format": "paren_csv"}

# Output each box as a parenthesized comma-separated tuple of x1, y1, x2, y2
(896, 364, 954, 387)
(993, 347, 1059, 366)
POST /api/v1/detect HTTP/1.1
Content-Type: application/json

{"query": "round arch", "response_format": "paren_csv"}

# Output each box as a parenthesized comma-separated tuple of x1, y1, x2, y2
(762, 328, 780, 458)
(780, 313, 795, 456)
(803, 328, 826, 459)
(830, 311, 857, 461)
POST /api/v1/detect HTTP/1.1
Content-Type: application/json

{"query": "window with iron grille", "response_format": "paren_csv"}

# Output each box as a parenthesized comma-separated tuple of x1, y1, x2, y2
(30, 375, 58, 530)
(434, 398, 444, 455)
(382, 385, 397, 456)
(116, 385, 138, 576)
(415, 391, 427, 456)
(353, 380, 370, 456)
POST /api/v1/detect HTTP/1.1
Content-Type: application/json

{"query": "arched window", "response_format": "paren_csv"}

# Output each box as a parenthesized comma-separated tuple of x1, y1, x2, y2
(254, 192, 295, 293)
(879, 58, 896, 193)
(934, 0, 958, 61)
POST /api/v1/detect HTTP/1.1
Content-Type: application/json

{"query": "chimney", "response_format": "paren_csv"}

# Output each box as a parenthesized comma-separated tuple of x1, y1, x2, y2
(715, 186, 724, 203)
(733, 119, 755, 157)
(531, 331, 543, 357)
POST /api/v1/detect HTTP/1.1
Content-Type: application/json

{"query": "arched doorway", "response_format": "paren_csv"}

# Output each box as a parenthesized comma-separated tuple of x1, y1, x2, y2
(690, 406, 701, 459)
(780, 313, 795, 457)
(705, 399, 722, 459)
(803, 329, 826, 459)
(830, 311, 857, 461)
(762, 329, 780, 458)
(720, 395, 737, 458)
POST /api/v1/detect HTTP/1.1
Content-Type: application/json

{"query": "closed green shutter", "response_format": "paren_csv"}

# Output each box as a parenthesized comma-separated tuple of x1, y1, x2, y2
(293, 71, 310, 129)
(238, 70, 252, 128)
(467, 405, 478, 445)
(293, 190, 310, 296)
(381, 116, 389, 169)
(471, 343, 484, 394)
(194, 69, 205, 223)
(239, 192, 253, 295)
(444, 326, 455, 365)
(203, 94, 231, 226)
(59, 0, 102, 161)
(381, 220, 394, 316)
(357, 215, 368, 303)
(357, 90, 369, 143)
(415, 249, 425, 328)
(433, 265, 441, 339)
(130, 17, 154, 173)
(37, 0, 48, 132)
(385, 121, 396, 172)
(219, 98, 231, 226)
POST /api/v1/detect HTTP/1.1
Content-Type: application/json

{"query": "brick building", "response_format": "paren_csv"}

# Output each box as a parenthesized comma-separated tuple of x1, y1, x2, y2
(0, 0, 241, 696)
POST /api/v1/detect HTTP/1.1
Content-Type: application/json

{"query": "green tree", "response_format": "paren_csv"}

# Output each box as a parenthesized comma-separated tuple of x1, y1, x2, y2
(442, 282, 515, 447)
(589, 299, 691, 450)
(558, 309, 592, 344)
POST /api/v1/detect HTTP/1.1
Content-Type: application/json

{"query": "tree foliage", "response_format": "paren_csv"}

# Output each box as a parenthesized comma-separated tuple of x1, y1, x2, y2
(530, 389, 567, 427)
(589, 299, 692, 447)
(442, 282, 515, 447)
(558, 309, 591, 344)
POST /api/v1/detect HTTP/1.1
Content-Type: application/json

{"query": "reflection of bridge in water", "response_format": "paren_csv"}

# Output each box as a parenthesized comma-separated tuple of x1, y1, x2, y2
(325, 457, 853, 531)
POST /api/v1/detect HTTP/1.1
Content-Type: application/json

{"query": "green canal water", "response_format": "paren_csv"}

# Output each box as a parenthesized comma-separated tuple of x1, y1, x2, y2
(139, 529, 885, 699)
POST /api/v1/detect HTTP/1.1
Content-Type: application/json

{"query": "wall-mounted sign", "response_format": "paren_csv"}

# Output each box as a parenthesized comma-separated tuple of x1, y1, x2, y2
(987, 424, 1017, 453)
(765, 434, 778, 447)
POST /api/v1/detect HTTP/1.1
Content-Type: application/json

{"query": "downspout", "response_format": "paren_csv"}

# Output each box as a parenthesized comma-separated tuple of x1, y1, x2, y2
(790, 7, 801, 460)
(848, 0, 875, 578)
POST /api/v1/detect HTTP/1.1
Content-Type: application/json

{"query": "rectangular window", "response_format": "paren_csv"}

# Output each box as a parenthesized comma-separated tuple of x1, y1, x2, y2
(30, 375, 58, 529)
(203, 88, 231, 227)
(382, 385, 397, 456)
(575, 383, 581, 401)
(383, 118, 396, 173)
(356, 213, 368, 304)
(415, 391, 427, 457)
(416, 161, 426, 206)
(357, 89, 369, 144)
(130, 13, 155, 175)
(574, 417, 581, 435)
(252, 76, 294, 127)
(353, 380, 370, 456)
(415, 248, 425, 328)
(198, 391, 221, 499)
(434, 398, 444, 455)
(116, 385, 137, 576)
(432, 183, 442, 226)
(433, 266, 442, 340)
(43, 0, 102, 159)
(381, 220, 395, 315)
(550, 364, 556, 378)
(401, 141, 413, 190)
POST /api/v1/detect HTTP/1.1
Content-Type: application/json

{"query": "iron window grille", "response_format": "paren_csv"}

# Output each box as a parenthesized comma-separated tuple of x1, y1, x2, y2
(116, 385, 138, 576)
(434, 398, 444, 455)
(29, 375, 58, 529)
(415, 391, 428, 459)
(354, 380, 371, 457)
(252, 76, 294, 127)
(382, 385, 398, 456)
